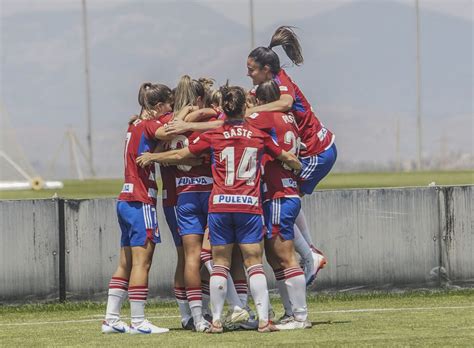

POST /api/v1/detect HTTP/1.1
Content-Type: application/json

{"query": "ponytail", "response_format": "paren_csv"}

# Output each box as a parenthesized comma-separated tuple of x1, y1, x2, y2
(220, 84, 246, 119)
(138, 82, 172, 119)
(173, 75, 206, 115)
(248, 25, 304, 74)
(269, 26, 304, 66)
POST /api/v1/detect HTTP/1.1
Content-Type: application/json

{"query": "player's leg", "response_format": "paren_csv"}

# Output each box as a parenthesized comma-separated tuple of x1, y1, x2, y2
(102, 201, 133, 334)
(200, 266, 212, 321)
(263, 199, 293, 320)
(297, 144, 337, 284)
(264, 198, 309, 329)
(231, 247, 258, 330)
(128, 202, 168, 334)
(202, 228, 245, 317)
(199, 228, 212, 321)
(231, 247, 248, 308)
(102, 243, 131, 333)
(177, 192, 208, 332)
(209, 243, 233, 334)
(236, 213, 278, 333)
(207, 212, 234, 333)
(164, 205, 193, 329)
(265, 198, 309, 329)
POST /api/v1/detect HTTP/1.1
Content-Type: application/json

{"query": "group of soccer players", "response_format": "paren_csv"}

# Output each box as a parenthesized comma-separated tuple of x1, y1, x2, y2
(102, 26, 337, 335)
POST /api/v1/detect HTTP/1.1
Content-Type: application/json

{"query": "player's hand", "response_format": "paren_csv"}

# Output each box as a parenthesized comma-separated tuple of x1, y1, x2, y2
(164, 119, 189, 135)
(128, 114, 139, 125)
(136, 152, 155, 167)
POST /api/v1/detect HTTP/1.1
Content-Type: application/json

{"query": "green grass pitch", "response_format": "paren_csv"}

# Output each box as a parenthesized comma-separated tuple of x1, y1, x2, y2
(0, 170, 472, 200)
(1, 291, 473, 346)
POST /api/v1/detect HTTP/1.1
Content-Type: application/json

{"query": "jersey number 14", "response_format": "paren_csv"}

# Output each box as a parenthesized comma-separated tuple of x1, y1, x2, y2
(220, 147, 258, 186)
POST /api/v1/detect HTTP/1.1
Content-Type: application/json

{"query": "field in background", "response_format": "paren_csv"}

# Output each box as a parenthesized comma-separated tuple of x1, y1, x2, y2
(0, 170, 472, 200)
(0, 291, 473, 346)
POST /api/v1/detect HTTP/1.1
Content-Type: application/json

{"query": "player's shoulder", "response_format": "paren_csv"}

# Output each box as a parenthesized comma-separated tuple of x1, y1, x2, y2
(245, 123, 270, 138)
(158, 112, 173, 124)
(247, 111, 280, 124)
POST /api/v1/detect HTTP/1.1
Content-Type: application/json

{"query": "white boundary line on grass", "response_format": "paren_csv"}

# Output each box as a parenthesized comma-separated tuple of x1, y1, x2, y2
(317, 305, 474, 314)
(0, 305, 473, 327)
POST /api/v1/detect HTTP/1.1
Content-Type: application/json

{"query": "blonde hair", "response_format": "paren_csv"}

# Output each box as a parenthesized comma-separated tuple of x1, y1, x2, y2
(173, 75, 205, 115)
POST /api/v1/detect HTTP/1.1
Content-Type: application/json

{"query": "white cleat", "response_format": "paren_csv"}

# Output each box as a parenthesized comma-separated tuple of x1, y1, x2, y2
(305, 247, 327, 287)
(194, 320, 211, 333)
(268, 307, 276, 321)
(101, 320, 130, 334)
(257, 320, 279, 333)
(239, 307, 258, 330)
(225, 307, 250, 326)
(302, 256, 315, 286)
(129, 320, 169, 334)
(277, 314, 294, 325)
(208, 319, 224, 334)
(275, 317, 312, 330)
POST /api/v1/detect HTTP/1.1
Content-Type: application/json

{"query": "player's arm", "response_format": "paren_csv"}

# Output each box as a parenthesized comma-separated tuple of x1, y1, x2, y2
(184, 108, 219, 122)
(264, 133, 302, 171)
(154, 126, 175, 141)
(174, 105, 198, 120)
(277, 151, 302, 171)
(245, 94, 293, 116)
(136, 148, 197, 167)
(164, 119, 224, 136)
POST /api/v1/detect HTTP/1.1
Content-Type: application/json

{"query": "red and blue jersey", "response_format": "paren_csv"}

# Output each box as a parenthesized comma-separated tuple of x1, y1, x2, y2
(118, 117, 163, 205)
(188, 119, 282, 214)
(251, 69, 335, 157)
(157, 113, 178, 207)
(167, 114, 216, 194)
(274, 69, 334, 157)
(246, 111, 300, 201)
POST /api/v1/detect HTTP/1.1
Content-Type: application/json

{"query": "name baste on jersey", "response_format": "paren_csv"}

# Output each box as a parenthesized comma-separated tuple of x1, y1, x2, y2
(188, 120, 282, 214)
(246, 111, 300, 201)
(118, 117, 163, 205)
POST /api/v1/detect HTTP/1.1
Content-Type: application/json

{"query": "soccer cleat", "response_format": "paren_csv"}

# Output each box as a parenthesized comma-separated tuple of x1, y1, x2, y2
(305, 247, 327, 287)
(129, 320, 169, 334)
(181, 317, 194, 331)
(257, 320, 279, 333)
(268, 307, 276, 321)
(208, 320, 224, 334)
(302, 257, 315, 286)
(239, 307, 258, 330)
(225, 307, 250, 326)
(275, 317, 312, 330)
(277, 314, 294, 325)
(194, 320, 211, 333)
(203, 313, 213, 324)
(101, 320, 130, 334)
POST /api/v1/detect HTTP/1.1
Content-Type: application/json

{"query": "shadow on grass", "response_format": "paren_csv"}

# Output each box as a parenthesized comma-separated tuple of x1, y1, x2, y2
(312, 320, 351, 326)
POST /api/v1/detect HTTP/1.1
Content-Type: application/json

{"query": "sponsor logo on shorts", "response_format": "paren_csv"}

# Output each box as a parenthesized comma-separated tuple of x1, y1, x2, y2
(281, 178, 298, 188)
(176, 176, 213, 187)
(121, 183, 134, 193)
(213, 194, 259, 206)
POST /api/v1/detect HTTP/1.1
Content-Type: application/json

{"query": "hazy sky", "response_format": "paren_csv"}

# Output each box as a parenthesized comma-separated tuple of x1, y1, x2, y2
(1, 0, 472, 25)
(0, 0, 472, 178)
